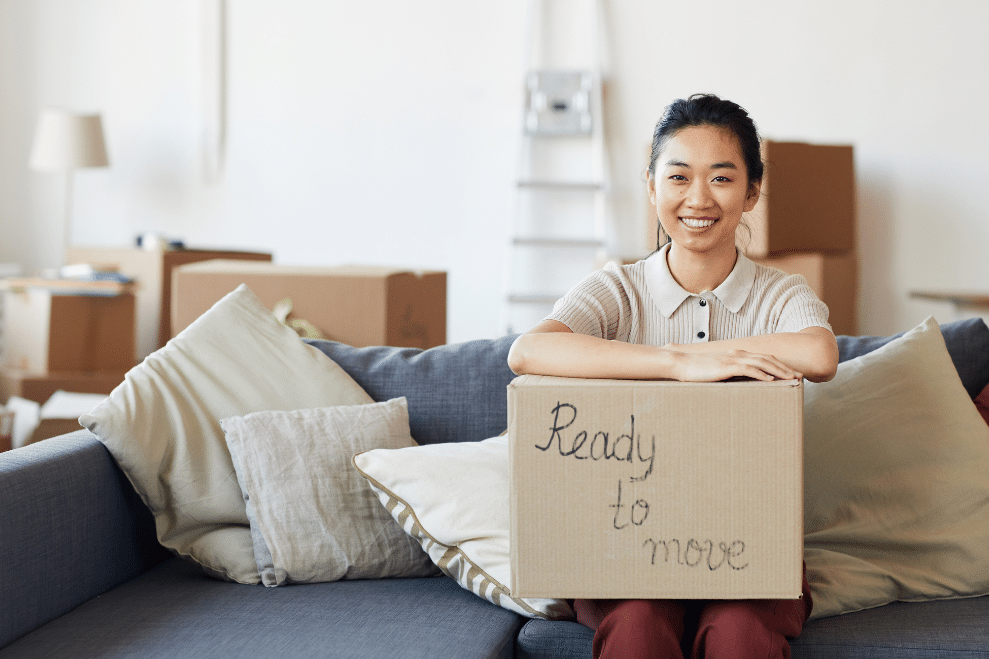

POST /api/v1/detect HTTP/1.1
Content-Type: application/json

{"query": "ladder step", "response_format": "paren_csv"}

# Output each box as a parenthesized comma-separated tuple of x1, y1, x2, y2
(517, 180, 604, 191)
(512, 237, 605, 248)
(508, 294, 564, 305)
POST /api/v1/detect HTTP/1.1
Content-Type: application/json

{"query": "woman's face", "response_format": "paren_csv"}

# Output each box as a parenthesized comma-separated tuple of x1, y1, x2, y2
(648, 124, 761, 258)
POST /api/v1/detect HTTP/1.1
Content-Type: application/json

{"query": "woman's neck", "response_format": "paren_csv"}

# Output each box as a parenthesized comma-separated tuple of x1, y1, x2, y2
(666, 243, 738, 294)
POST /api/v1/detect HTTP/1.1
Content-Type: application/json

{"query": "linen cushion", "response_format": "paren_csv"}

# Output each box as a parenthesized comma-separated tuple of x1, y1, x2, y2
(220, 398, 438, 586)
(803, 316, 989, 619)
(80, 284, 373, 584)
(353, 435, 573, 620)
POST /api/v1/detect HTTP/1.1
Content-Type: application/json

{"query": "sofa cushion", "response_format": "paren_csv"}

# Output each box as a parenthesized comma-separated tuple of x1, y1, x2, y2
(836, 317, 989, 398)
(514, 596, 989, 659)
(220, 399, 437, 586)
(80, 285, 373, 584)
(803, 317, 989, 619)
(304, 335, 519, 445)
(0, 558, 523, 659)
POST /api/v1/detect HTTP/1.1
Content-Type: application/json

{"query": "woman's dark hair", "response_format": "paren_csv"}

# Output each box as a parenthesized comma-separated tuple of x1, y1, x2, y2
(647, 93, 763, 185)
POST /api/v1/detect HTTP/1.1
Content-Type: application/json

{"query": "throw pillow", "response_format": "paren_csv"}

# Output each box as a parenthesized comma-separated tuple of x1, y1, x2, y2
(220, 398, 438, 586)
(80, 284, 373, 584)
(353, 435, 574, 620)
(803, 316, 989, 619)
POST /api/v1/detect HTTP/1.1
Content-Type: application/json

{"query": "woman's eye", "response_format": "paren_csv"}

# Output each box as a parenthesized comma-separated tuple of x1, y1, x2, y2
(669, 174, 687, 181)
(712, 176, 732, 183)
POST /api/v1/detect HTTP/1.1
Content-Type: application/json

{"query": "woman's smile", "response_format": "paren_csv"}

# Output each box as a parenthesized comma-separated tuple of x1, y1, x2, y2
(680, 216, 717, 229)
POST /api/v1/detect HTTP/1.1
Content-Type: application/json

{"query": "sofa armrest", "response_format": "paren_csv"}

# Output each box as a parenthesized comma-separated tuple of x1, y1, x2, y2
(0, 430, 169, 649)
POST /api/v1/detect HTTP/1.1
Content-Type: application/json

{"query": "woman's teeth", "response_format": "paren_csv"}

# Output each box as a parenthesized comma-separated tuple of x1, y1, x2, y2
(680, 217, 716, 228)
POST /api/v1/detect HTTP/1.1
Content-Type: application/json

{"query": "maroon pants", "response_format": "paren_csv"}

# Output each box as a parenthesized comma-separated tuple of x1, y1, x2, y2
(574, 565, 812, 659)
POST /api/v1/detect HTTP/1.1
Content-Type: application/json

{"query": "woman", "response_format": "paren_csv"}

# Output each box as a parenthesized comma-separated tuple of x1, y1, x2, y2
(508, 94, 837, 659)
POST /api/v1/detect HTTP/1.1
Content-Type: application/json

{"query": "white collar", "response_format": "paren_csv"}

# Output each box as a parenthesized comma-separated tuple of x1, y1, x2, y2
(644, 242, 756, 318)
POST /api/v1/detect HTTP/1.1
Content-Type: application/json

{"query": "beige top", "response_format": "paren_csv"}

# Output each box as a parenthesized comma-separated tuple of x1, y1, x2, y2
(547, 243, 832, 345)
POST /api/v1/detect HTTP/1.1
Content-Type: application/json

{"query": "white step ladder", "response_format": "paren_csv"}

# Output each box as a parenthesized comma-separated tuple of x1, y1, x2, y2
(502, 0, 609, 335)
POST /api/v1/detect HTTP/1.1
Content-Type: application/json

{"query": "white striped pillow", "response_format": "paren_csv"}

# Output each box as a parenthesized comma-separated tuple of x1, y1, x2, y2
(353, 435, 572, 619)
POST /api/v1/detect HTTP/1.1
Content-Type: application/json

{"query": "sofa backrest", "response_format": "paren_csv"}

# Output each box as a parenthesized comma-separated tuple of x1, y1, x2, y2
(308, 317, 989, 447)
(306, 334, 519, 445)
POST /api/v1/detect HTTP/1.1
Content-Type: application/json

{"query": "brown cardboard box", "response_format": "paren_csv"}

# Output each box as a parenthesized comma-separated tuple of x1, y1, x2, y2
(1, 288, 135, 373)
(754, 251, 858, 336)
(172, 261, 447, 349)
(0, 368, 127, 404)
(0, 408, 12, 452)
(67, 247, 272, 360)
(744, 141, 855, 258)
(508, 375, 803, 600)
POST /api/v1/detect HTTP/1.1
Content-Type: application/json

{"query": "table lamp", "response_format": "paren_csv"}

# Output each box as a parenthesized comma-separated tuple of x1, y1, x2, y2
(29, 110, 109, 257)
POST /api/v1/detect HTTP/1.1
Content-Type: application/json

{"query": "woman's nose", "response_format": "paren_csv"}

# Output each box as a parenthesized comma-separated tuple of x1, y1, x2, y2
(685, 180, 712, 207)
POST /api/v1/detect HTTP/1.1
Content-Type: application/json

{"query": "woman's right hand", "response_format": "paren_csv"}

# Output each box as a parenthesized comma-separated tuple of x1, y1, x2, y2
(666, 348, 802, 383)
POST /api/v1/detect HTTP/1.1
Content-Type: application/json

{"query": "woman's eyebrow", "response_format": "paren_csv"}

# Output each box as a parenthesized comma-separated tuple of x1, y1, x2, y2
(664, 160, 738, 170)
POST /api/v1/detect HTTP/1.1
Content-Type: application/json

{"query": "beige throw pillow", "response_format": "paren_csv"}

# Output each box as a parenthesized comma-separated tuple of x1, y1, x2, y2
(80, 284, 373, 584)
(221, 398, 438, 586)
(353, 435, 574, 619)
(803, 316, 989, 618)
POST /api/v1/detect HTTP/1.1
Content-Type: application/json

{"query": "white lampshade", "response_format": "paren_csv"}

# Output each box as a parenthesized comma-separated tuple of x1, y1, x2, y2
(29, 110, 109, 171)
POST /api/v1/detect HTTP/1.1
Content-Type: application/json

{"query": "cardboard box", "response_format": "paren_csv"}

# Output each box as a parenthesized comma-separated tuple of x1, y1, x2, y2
(67, 247, 272, 360)
(508, 375, 803, 600)
(0, 408, 12, 452)
(754, 251, 858, 336)
(0, 368, 127, 405)
(172, 261, 447, 349)
(744, 141, 855, 258)
(1, 288, 135, 373)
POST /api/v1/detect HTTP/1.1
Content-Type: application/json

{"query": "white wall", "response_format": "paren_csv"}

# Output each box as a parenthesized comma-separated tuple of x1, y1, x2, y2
(2, 0, 987, 343)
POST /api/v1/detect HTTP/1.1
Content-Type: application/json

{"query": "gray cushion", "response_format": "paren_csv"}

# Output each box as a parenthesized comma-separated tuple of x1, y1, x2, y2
(0, 558, 523, 659)
(305, 335, 519, 445)
(837, 317, 989, 398)
(0, 431, 168, 649)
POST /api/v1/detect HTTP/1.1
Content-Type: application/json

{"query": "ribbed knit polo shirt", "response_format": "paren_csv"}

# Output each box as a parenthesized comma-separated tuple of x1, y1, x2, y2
(547, 242, 832, 345)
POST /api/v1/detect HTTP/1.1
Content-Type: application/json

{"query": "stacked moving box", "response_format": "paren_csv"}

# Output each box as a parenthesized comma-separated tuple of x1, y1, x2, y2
(745, 141, 857, 336)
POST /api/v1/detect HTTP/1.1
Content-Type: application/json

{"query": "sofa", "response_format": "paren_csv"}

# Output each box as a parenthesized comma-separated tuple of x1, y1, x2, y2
(2, 312, 989, 658)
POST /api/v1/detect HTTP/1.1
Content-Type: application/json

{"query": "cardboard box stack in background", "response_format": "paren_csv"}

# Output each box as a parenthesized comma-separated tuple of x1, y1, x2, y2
(508, 375, 804, 600)
(746, 141, 857, 336)
(644, 140, 858, 335)
(0, 283, 136, 406)
(172, 261, 447, 349)
(67, 246, 272, 361)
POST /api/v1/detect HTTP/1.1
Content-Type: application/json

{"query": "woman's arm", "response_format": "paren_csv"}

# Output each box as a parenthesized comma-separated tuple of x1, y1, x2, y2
(664, 326, 838, 382)
(508, 320, 804, 382)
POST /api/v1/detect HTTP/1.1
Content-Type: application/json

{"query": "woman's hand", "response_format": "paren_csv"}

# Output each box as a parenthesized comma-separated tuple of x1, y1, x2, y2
(666, 347, 802, 383)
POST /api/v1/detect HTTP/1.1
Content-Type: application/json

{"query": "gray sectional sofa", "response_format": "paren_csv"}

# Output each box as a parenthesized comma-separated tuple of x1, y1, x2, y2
(2, 322, 989, 658)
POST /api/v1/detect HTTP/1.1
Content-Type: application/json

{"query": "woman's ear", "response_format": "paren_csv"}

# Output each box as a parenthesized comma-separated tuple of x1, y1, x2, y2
(743, 179, 762, 212)
(647, 171, 657, 204)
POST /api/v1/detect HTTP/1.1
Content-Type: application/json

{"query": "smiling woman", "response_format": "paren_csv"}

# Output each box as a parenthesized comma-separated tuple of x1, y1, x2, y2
(506, 93, 838, 658)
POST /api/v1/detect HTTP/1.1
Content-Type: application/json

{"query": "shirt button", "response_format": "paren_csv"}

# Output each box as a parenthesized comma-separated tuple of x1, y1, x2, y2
(697, 331, 706, 339)
(699, 299, 707, 306)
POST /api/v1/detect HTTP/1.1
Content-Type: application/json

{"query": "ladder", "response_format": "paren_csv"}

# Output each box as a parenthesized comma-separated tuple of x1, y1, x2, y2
(502, 0, 609, 335)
